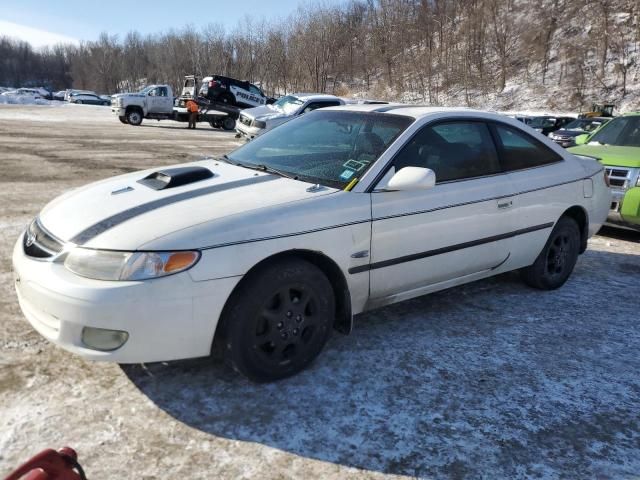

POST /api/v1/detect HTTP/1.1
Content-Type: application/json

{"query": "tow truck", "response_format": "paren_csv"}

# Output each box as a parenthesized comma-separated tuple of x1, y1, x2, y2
(111, 76, 241, 130)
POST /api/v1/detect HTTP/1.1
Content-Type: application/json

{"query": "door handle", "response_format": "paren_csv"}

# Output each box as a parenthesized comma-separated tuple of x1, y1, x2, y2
(497, 200, 513, 209)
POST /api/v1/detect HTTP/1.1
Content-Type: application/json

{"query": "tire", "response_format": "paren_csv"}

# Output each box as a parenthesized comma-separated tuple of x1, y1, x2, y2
(77, 100, 83, 104)
(219, 258, 334, 382)
(222, 117, 236, 131)
(118, 116, 128, 124)
(520, 216, 580, 290)
(126, 109, 143, 126)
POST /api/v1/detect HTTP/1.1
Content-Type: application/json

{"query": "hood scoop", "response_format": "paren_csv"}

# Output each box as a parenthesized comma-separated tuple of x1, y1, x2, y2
(137, 166, 214, 190)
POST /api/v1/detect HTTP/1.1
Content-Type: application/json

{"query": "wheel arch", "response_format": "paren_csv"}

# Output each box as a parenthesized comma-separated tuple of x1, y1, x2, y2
(561, 205, 589, 253)
(125, 105, 143, 115)
(216, 249, 353, 341)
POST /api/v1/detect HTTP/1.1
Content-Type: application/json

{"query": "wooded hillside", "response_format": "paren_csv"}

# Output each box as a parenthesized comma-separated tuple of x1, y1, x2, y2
(1, 0, 638, 111)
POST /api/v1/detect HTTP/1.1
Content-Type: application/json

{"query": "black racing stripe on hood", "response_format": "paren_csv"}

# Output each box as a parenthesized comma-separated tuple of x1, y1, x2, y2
(70, 175, 279, 245)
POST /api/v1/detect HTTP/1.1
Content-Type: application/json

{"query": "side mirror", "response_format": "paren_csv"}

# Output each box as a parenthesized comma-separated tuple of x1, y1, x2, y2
(386, 167, 436, 191)
(575, 134, 590, 145)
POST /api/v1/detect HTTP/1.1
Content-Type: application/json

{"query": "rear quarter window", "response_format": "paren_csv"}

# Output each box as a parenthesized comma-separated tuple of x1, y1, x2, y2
(492, 124, 562, 171)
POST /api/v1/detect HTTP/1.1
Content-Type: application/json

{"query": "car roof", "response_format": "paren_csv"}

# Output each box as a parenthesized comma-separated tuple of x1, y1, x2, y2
(323, 104, 489, 117)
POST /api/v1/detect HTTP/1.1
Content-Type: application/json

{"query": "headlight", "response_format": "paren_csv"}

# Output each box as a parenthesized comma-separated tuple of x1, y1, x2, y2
(64, 248, 200, 281)
(253, 119, 267, 129)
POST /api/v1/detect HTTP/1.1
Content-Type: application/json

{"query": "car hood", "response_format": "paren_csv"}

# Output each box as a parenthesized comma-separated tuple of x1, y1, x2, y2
(242, 104, 291, 121)
(552, 129, 584, 138)
(38, 159, 337, 250)
(568, 144, 640, 168)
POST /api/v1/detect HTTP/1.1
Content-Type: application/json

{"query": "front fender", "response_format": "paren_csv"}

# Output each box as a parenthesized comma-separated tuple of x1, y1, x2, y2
(621, 187, 640, 225)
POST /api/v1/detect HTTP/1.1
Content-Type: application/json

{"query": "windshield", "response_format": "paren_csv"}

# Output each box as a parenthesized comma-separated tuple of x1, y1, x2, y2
(139, 86, 154, 95)
(227, 110, 413, 189)
(273, 95, 304, 114)
(564, 119, 605, 131)
(589, 116, 640, 147)
(529, 117, 556, 128)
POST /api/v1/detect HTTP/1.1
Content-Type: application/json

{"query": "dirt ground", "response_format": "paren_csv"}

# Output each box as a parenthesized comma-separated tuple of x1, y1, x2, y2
(1, 104, 639, 479)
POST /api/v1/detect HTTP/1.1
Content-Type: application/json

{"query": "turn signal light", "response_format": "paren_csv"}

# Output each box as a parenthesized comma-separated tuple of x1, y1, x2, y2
(164, 251, 200, 273)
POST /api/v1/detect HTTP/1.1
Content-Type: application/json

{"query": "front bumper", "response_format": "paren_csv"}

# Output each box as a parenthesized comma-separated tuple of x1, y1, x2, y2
(235, 120, 264, 139)
(111, 107, 125, 116)
(12, 236, 241, 363)
(607, 186, 640, 230)
(550, 137, 576, 148)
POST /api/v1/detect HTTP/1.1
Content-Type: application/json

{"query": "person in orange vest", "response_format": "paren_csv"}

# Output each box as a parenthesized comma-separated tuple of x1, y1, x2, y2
(186, 98, 199, 129)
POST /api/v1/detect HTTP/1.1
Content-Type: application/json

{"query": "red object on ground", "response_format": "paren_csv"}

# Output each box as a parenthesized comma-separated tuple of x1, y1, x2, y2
(3, 447, 86, 480)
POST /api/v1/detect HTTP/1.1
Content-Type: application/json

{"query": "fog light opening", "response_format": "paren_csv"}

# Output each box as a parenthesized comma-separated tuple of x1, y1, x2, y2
(81, 327, 129, 351)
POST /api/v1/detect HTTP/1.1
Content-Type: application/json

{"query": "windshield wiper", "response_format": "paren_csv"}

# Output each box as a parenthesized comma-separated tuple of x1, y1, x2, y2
(253, 163, 299, 180)
(223, 157, 298, 180)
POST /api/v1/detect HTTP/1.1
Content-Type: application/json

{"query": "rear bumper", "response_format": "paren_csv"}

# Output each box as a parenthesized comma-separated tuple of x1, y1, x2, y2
(12, 236, 241, 363)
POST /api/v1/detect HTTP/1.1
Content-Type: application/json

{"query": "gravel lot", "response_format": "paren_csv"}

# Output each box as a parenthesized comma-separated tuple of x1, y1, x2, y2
(1, 104, 639, 479)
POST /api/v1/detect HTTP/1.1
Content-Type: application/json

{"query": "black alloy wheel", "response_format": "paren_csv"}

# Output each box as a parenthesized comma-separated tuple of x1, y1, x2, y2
(219, 258, 334, 382)
(521, 216, 580, 290)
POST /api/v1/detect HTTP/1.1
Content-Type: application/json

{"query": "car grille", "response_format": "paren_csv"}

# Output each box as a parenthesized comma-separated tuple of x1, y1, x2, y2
(239, 115, 252, 127)
(605, 167, 631, 189)
(23, 218, 65, 259)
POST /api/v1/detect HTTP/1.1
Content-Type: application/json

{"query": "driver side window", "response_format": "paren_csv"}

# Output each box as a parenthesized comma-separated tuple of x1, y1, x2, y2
(391, 121, 500, 183)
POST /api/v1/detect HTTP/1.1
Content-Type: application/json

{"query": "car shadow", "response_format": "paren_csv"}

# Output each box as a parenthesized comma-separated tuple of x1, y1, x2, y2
(598, 225, 640, 243)
(122, 249, 640, 478)
(136, 124, 236, 133)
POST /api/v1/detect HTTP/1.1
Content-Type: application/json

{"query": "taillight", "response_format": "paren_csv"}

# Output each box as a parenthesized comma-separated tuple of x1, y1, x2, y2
(208, 81, 213, 88)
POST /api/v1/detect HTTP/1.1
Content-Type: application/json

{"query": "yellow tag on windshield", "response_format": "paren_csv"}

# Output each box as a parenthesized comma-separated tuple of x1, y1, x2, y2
(344, 178, 358, 192)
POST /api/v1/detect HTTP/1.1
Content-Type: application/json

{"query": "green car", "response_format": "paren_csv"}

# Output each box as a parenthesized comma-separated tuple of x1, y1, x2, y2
(569, 112, 640, 230)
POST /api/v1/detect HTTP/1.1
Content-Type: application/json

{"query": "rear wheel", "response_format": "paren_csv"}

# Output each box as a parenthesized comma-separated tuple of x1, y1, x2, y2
(219, 258, 334, 382)
(520, 216, 580, 290)
(118, 116, 128, 124)
(126, 109, 143, 126)
(222, 117, 236, 131)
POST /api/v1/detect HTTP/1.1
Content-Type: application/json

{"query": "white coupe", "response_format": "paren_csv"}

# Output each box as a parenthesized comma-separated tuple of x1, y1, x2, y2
(13, 106, 610, 381)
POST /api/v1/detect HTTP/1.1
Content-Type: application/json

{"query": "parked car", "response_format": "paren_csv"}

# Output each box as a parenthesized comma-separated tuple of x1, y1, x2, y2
(64, 89, 96, 101)
(528, 116, 576, 136)
(569, 112, 640, 230)
(68, 92, 110, 106)
(52, 90, 66, 101)
(0, 88, 43, 101)
(196, 75, 274, 108)
(1, 88, 46, 103)
(235, 93, 345, 139)
(12, 106, 610, 381)
(548, 117, 610, 148)
(512, 114, 534, 125)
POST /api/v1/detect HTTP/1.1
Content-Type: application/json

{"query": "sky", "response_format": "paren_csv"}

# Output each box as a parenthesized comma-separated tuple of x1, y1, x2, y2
(0, 0, 342, 47)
